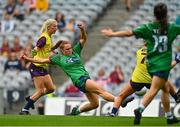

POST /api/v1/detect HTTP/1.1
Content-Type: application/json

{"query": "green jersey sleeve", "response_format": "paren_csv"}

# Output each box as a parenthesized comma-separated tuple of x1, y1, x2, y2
(173, 24, 180, 36)
(50, 54, 60, 65)
(73, 42, 82, 55)
(133, 24, 149, 39)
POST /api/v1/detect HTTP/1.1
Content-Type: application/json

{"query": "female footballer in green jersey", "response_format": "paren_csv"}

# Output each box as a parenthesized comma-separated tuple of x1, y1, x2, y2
(107, 45, 180, 124)
(101, 2, 180, 125)
(21, 22, 115, 115)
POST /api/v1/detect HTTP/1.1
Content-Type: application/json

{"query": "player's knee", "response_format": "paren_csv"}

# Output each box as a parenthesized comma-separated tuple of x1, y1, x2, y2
(118, 93, 126, 100)
(91, 102, 99, 109)
(37, 89, 45, 95)
(47, 86, 55, 93)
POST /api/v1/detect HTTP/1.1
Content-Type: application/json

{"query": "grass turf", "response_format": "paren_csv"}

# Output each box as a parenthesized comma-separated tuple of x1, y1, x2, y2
(0, 115, 179, 126)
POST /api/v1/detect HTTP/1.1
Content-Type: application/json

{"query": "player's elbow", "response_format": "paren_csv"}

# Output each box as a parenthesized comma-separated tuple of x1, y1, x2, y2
(126, 30, 133, 37)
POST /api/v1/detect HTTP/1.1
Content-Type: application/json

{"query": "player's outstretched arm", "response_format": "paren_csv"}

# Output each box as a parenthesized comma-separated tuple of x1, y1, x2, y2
(171, 53, 180, 68)
(51, 40, 64, 51)
(78, 22, 87, 47)
(21, 54, 50, 64)
(101, 28, 134, 37)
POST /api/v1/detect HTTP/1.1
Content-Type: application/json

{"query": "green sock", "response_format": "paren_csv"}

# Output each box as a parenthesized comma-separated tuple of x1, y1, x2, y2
(75, 108, 81, 115)
(138, 104, 145, 113)
(138, 107, 144, 113)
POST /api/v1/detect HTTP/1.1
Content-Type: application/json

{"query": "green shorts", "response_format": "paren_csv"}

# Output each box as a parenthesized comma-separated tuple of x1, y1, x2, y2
(74, 76, 90, 93)
(149, 70, 170, 80)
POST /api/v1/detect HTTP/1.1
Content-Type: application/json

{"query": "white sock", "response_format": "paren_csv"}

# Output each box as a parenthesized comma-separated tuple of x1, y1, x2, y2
(139, 104, 145, 109)
(22, 109, 29, 112)
(165, 112, 173, 119)
(138, 104, 145, 113)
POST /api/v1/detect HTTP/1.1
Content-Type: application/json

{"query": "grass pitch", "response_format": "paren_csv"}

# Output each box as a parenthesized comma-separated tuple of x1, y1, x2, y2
(0, 115, 179, 126)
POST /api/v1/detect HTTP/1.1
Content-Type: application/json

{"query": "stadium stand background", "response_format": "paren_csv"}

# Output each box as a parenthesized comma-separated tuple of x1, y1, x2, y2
(0, 0, 179, 114)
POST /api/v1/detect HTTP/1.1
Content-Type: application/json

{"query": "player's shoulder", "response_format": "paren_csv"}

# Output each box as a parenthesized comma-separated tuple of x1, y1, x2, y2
(50, 54, 62, 60)
(169, 22, 180, 28)
(167, 22, 180, 32)
(138, 46, 146, 53)
(137, 47, 147, 56)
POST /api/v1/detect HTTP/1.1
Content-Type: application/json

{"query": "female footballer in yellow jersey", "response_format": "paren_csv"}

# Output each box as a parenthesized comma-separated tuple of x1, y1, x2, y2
(20, 19, 58, 115)
(131, 46, 151, 84)
(109, 45, 180, 124)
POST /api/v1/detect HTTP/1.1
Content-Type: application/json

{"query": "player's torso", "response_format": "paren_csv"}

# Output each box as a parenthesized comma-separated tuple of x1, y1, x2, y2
(145, 23, 176, 72)
(58, 53, 89, 83)
(131, 47, 151, 84)
(34, 32, 52, 67)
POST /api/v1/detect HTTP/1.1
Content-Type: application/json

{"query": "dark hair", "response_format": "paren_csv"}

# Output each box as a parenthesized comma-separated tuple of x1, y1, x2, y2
(154, 3, 168, 34)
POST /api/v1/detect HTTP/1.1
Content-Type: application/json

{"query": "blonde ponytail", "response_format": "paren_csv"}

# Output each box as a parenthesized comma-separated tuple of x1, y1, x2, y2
(40, 19, 57, 34)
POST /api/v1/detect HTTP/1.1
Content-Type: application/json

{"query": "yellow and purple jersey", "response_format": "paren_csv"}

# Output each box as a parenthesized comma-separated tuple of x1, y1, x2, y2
(34, 32, 52, 68)
(131, 47, 151, 84)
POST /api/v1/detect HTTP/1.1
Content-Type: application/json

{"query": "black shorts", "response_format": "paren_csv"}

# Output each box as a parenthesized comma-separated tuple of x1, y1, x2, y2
(74, 76, 90, 93)
(130, 80, 151, 91)
(29, 63, 48, 78)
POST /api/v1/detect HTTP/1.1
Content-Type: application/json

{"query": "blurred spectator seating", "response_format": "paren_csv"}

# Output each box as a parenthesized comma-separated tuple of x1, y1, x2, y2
(3, 0, 16, 17)
(14, 0, 29, 21)
(64, 84, 83, 97)
(96, 68, 108, 88)
(104, 65, 124, 95)
(65, 17, 77, 33)
(4, 51, 22, 73)
(24, 0, 36, 13)
(175, 77, 180, 88)
(0, 0, 112, 46)
(11, 36, 23, 54)
(176, 15, 180, 25)
(36, 0, 48, 12)
(55, 11, 66, 33)
(0, 37, 11, 57)
(1, 13, 15, 33)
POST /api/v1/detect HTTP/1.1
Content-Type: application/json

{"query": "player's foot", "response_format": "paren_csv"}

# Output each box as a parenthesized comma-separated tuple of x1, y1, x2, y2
(19, 110, 30, 115)
(134, 108, 142, 125)
(175, 96, 180, 103)
(167, 116, 179, 124)
(121, 96, 134, 108)
(105, 112, 116, 117)
(70, 106, 80, 115)
(25, 96, 35, 109)
(175, 89, 180, 103)
(177, 88, 180, 97)
(126, 6, 131, 11)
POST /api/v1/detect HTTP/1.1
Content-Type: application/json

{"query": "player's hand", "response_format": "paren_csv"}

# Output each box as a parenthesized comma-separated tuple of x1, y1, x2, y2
(20, 54, 28, 60)
(77, 22, 84, 29)
(101, 28, 113, 37)
(175, 53, 180, 63)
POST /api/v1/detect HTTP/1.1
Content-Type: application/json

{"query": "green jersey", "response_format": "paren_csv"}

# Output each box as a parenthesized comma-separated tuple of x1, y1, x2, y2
(50, 43, 89, 84)
(133, 22, 180, 73)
